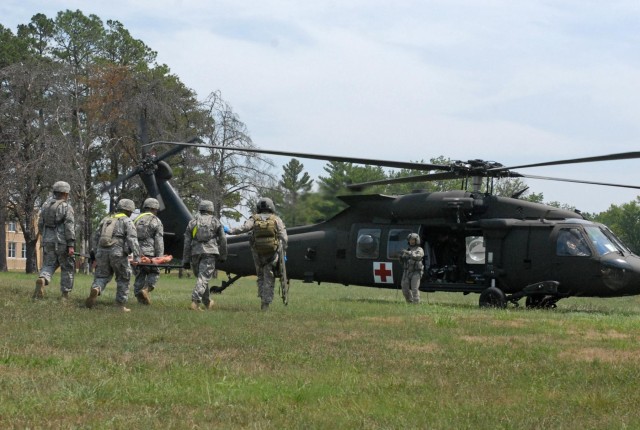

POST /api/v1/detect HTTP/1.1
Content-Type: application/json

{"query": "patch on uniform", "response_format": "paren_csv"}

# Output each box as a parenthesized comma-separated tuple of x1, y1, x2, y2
(373, 262, 394, 284)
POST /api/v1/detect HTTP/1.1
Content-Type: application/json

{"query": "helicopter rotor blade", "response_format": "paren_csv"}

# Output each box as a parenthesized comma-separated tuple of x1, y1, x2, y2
(492, 151, 640, 171)
(518, 173, 640, 190)
(100, 167, 143, 193)
(144, 141, 451, 171)
(347, 172, 463, 191)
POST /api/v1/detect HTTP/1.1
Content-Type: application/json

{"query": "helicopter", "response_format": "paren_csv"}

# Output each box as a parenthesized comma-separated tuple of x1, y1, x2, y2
(106, 142, 640, 308)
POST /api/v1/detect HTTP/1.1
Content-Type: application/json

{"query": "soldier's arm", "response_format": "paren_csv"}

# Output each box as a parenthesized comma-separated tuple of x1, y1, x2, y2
(125, 219, 141, 259)
(276, 217, 288, 248)
(410, 248, 425, 261)
(64, 205, 76, 247)
(155, 219, 164, 256)
(217, 223, 228, 260)
(182, 221, 194, 261)
(229, 217, 254, 235)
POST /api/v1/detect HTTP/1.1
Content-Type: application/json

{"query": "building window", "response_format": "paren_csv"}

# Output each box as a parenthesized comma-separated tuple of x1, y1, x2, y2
(8, 242, 16, 258)
(8, 221, 17, 232)
(21, 243, 27, 259)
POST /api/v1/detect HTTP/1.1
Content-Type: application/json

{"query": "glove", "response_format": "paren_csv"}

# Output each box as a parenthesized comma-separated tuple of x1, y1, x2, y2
(223, 225, 230, 234)
(68, 246, 75, 257)
(183, 261, 191, 270)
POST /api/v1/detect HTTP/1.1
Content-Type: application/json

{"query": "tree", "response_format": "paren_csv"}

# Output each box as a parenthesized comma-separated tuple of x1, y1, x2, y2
(278, 158, 313, 226)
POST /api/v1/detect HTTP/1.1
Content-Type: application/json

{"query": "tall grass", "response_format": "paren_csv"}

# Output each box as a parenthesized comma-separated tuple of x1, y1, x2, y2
(2, 271, 640, 429)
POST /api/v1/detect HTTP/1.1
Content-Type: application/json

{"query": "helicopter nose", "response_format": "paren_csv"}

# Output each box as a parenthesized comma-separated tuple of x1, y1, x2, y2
(600, 256, 640, 295)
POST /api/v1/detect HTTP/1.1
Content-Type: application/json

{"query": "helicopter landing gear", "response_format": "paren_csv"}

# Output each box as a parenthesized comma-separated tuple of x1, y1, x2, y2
(479, 286, 507, 308)
(525, 294, 559, 309)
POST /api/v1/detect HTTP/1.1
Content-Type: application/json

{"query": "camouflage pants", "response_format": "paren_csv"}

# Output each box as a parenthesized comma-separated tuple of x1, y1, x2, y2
(39, 242, 75, 293)
(401, 270, 422, 303)
(191, 254, 216, 305)
(252, 250, 278, 305)
(91, 251, 132, 304)
(133, 262, 160, 295)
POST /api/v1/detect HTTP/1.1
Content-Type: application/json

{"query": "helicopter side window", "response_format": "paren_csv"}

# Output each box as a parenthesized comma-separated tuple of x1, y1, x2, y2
(387, 229, 415, 259)
(556, 228, 591, 257)
(465, 236, 485, 265)
(356, 229, 381, 259)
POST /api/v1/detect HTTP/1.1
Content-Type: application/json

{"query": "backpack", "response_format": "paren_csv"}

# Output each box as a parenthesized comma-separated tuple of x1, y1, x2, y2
(252, 214, 279, 255)
(43, 199, 64, 228)
(134, 212, 154, 241)
(98, 214, 126, 248)
(192, 215, 217, 242)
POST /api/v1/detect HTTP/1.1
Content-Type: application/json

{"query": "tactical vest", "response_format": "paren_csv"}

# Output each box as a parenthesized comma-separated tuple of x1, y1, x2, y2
(192, 215, 217, 242)
(134, 212, 154, 241)
(98, 213, 127, 248)
(252, 214, 278, 256)
(44, 200, 64, 228)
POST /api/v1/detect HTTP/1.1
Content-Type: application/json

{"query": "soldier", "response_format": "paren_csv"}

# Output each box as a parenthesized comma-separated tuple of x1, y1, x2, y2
(132, 198, 164, 305)
(33, 181, 75, 300)
(182, 200, 227, 311)
(399, 233, 425, 304)
(228, 197, 287, 310)
(86, 199, 141, 312)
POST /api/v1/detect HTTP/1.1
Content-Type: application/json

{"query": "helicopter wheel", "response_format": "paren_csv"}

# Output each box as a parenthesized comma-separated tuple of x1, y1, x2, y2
(479, 286, 507, 309)
(526, 294, 558, 309)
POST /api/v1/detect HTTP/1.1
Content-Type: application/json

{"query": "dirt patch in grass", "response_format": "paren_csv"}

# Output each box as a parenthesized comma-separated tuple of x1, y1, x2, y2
(559, 347, 640, 363)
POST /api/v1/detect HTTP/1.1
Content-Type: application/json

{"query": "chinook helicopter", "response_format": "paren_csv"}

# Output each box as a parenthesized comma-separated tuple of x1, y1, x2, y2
(107, 142, 640, 308)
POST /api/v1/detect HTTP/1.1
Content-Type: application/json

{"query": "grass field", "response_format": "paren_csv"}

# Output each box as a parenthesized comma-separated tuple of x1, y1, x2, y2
(2, 270, 640, 429)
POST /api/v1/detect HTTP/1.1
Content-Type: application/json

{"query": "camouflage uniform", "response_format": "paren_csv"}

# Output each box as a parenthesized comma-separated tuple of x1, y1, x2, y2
(87, 199, 141, 309)
(133, 199, 164, 303)
(229, 198, 287, 309)
(183, 201, 227, 310)
(35, 181, 75, 298)
(400, 233, 424, 304)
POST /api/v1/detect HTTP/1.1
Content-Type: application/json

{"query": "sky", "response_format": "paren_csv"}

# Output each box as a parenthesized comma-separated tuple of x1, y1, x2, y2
(2, 0, 640, 214)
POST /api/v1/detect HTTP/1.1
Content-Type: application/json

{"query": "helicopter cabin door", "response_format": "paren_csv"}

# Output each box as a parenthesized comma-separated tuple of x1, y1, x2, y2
(551, 225, 600, 294)
(350, 224, 421, 288)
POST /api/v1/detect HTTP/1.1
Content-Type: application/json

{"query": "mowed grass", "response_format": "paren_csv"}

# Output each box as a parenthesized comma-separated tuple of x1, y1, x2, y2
(2, 271, 640, 429)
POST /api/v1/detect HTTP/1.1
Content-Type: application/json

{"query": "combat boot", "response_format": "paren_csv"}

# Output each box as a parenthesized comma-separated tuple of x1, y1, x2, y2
(137, 287, 151, 305)
(61, 291, 69, 302)
(203, 299, 214, 310)
(261, 302, 270, 311)
(190, 301, 203, 311)
(115, 302, 131, 313)
(33, 277, 46, 299)
(85, 287, 99, 308)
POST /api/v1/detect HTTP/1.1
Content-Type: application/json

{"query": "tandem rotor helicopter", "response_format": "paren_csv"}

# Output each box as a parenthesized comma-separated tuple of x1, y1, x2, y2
(105, 142, 640, 309)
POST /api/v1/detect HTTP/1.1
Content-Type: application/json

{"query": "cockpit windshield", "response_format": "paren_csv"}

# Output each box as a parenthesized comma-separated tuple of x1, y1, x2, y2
(584, 225, 625, 256)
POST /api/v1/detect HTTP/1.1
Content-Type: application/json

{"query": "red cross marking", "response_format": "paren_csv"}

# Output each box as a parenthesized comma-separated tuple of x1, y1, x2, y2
(374, 263, 392, 283)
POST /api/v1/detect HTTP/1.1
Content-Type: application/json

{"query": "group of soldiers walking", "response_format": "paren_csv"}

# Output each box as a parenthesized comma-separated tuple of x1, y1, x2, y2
(32, 181, 288, 312)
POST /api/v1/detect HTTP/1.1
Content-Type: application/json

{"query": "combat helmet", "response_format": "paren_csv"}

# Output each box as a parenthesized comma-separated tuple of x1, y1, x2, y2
(143, 198, 160, 210)
(52, 181, 70, 194)
(256, 197, 275, 214)
(407, 233, 421, 246)
(116, 198, 135, 213)
(198, 200, 214, 213)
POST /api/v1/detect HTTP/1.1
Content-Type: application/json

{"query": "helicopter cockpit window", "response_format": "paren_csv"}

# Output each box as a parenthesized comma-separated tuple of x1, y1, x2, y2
(387, 228, 415, 260)
(465, 236, 485, 265)
(556, 228, 592, 257)
(356, 229, 381, 259)
(584, 226, 619, 256)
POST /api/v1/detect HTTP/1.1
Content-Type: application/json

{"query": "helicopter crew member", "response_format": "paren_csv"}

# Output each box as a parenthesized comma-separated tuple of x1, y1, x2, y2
(183, 200, 227, 311)
(33, 181, 76, 301)
(86, 199, 141, 312)
(399, 233, 425, 304)
(228, 197, 287, 311)
(133, 198, 164, 305)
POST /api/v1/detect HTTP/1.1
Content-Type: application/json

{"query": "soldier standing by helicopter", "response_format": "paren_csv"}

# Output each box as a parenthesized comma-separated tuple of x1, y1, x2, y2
(183, 200, 227, 311)
(132, 198, 164, 305)
(399, 233, 425, 304)
(33, 181, 75, 301)
(86, 199, 141, 312)
(228, 197, 288, 311)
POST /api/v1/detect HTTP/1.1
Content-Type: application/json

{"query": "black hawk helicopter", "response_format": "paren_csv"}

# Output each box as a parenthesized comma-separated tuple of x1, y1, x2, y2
(106, 142, 640, 308)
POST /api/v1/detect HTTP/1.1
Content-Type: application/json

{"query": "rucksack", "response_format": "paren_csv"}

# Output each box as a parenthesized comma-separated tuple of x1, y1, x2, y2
(43, 199, 64, 228)
(98, 214, 126, 248)
(134, 212, 154, 241)
(252, 214, 279, 255)
(192, 214, 217, 242)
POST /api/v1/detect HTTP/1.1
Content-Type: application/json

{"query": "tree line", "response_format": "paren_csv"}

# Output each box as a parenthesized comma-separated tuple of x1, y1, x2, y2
(2, 10, 639, 273)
